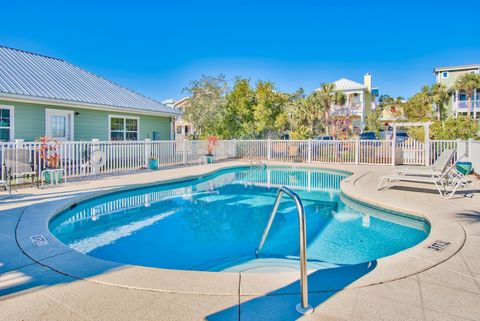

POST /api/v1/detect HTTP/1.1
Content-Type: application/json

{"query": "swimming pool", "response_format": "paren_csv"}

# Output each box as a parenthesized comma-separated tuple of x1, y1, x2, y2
(49, 166, 429, 272)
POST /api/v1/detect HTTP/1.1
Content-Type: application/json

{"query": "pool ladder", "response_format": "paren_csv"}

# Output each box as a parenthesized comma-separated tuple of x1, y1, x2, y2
(255, 186, 313, 315)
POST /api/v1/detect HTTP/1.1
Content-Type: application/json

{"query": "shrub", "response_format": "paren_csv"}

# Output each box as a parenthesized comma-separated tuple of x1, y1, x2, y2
(431, 117, 479, 140)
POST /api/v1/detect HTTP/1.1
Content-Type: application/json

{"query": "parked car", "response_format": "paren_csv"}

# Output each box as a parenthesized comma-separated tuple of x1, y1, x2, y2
(359, 132, 376, 140)
(395, 131, 409, 143)
(314, 136, 334, 141)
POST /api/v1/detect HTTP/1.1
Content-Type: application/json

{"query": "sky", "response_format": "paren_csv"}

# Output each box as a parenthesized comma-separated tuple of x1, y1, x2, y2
(1, 0, 479, 102)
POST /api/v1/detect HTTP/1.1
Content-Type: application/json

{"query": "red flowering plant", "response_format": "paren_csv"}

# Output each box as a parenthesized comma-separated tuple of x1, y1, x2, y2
(37, 136, 61, 169)
(206, 135, 218, 156)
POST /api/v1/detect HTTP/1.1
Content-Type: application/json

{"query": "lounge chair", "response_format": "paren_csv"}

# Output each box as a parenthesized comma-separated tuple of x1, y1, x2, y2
(394, 149, 455, 177)
(378, 163, 467, 199)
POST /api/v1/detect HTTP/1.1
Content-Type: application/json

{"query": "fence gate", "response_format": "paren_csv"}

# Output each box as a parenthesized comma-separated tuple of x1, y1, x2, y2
(398, 138, 424, 165)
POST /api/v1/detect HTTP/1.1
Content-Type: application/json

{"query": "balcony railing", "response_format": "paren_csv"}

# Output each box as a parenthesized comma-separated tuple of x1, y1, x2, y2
(454, 101, 480, 111)
(331, 103, 363, 116)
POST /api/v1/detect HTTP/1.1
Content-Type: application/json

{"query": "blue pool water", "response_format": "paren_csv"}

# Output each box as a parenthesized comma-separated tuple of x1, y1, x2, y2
(49, 166, 429, 272)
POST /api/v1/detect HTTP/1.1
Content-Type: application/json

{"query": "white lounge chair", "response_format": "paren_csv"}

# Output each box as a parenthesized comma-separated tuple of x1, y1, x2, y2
(394, 149, 455, 177)
(378, 163, 467, 199)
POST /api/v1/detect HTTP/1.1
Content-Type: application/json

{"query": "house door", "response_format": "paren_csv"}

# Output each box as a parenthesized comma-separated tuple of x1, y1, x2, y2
(45, 109, 74, 141)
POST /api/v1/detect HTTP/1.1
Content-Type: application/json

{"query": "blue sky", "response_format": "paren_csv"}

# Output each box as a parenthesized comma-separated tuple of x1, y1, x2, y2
(2, 0, 479, 102)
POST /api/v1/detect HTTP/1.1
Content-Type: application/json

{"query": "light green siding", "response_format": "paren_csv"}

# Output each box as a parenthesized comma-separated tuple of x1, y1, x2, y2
(0, 99, 173, 141)
(437, 70, 473, 90)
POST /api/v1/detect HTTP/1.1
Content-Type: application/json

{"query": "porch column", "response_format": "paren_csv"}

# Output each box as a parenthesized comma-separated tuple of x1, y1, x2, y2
(455, 91, 459, 118)
(474, 89, 477, 119)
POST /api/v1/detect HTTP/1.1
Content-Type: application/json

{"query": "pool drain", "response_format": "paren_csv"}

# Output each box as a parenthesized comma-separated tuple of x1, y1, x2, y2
(30, 235, 49, 247)
(428, 240, 450, 251)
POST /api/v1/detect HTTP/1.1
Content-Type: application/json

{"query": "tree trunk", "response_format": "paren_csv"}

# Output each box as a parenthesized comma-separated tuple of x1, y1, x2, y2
(468, 94, 472, 117)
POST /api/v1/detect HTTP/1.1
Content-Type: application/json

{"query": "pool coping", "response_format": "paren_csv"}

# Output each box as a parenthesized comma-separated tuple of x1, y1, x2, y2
(15, 161, 466, 296)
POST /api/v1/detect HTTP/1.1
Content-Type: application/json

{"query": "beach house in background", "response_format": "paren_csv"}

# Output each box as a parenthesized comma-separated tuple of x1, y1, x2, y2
(328, 73, 379, 133)
(163, 97, 195, 140)
(434, 64, 480, 118)
(0, 46, 180, 142)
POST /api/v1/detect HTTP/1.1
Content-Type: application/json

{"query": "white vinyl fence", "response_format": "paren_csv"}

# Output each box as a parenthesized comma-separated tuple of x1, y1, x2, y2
(1, 138, 478, 183)
(469, 140, 480, 175)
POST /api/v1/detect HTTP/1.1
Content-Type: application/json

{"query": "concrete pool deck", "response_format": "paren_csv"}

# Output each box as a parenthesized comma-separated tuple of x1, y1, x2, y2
(0, 161, 479, 320)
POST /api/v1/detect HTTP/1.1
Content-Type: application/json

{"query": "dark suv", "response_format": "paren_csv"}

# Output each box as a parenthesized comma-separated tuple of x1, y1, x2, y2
(359, 132, 376, 140)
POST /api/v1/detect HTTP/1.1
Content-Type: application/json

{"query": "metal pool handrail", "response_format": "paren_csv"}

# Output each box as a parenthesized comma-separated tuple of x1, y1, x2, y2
(255, 186, 313, 315)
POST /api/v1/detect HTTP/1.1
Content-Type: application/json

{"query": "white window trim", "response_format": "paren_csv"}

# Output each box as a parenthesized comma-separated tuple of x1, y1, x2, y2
(108, 115, 140, 141)
(441, 71, 449, 79)
(45, 109, 74, 141)
(0, 105, 14, 142)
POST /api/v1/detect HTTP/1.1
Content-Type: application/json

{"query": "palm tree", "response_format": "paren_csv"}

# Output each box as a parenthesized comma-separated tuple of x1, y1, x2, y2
(430, 83, 449, 121)
(317, 83, 338, 135)
(454, 73, 480, 117)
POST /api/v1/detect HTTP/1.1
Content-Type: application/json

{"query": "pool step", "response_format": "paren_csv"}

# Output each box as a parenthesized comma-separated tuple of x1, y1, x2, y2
(193, 256, 339, 273)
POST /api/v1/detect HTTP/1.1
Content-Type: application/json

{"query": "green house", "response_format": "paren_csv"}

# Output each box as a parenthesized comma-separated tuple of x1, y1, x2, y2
(434, 64, 480, 118)
(0, 46, 180, 142)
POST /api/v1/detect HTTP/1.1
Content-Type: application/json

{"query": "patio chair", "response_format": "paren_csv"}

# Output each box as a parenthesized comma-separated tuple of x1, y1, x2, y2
(0, 178, 9, 194)
(394, 149, 455, 178)
(377, 163, 468, 199)
(288, 145, 301, 162)
(3, 148, 38, 191)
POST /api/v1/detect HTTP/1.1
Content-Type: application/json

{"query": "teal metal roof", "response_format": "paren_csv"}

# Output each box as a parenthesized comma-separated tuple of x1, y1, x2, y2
(0, 46, 180, 115)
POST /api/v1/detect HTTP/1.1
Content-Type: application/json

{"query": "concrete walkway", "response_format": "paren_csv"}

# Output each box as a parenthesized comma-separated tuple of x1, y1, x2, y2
(0, 161, 479, 321)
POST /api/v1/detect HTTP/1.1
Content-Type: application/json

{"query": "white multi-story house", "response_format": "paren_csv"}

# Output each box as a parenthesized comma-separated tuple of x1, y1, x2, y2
(434, 64, 480, 118)
(162, 97, 195, 140)
(328, 73, 378, 133)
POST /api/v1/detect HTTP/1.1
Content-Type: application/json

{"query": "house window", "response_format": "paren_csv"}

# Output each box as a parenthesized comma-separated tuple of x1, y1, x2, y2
(109, 116, 139, 141)
(441, 71, 449, 79)
(0, 106, 13, 142)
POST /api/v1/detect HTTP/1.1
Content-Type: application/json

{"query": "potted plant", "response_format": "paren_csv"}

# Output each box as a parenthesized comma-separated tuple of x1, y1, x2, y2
(148, 156, 159, 170)
(37, 136, 62, 184)
(206, 135, 218, 164)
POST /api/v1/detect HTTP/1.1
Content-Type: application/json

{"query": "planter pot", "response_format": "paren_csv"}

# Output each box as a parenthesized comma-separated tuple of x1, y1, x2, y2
(148, 159, 159, 170)
(44, 170, 63, 184)
(206, 155, 215, 164)
(456, 162, 473, 175)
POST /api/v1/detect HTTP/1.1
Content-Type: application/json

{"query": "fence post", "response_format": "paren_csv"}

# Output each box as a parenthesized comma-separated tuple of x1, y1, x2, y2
(267, 139, 272, 160)
(91, 139, 100, 175)
(307, 139, 312, 163)
(468, 138, 473, 161)
(144, 139, 151, 168)
(424, 130, 430, 166)
(232, 139, 237, 158)
(354, 139, 359, 165)
(182, 139, 187, 165)
(0, 144, 4, 181)
(391, 138, 396, 166)
(456, 138, 468, 160)
(14, 139, 25, 147)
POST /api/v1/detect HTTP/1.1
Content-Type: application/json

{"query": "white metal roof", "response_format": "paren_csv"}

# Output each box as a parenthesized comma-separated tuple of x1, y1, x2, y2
(434, 64, 480, 73)
(332, 78, 367, 91)
(0, 46, 180, 115)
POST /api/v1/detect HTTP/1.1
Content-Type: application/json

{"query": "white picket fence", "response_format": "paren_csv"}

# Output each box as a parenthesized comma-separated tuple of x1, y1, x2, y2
(0, 138, 477, 183)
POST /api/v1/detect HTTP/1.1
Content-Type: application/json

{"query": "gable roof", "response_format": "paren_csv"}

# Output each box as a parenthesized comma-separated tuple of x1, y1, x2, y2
(332, 78, 367, 91)
(0, 46, 179, 115)
(173, 97, 190, 107)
